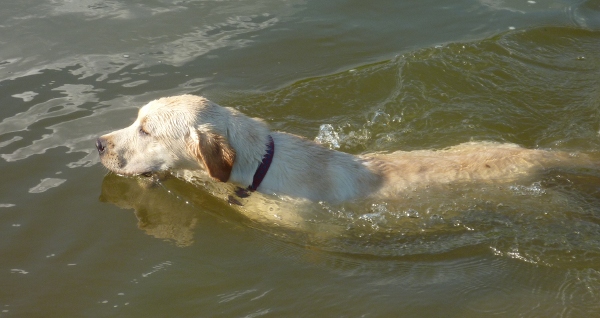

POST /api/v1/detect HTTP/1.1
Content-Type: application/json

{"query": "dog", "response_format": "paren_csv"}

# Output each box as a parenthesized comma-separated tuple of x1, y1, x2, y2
(96, 95, 596, 204)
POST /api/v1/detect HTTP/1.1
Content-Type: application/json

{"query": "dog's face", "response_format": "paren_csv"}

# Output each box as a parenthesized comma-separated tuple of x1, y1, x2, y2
(96, 95, 236, 181)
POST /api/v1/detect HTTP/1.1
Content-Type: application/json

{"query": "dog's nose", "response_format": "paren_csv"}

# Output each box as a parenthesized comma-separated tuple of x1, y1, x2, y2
(96, 137, 107, 155)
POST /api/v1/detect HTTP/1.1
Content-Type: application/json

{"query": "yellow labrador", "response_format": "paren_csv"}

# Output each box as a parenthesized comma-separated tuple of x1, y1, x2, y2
(96, 95, 595, 204)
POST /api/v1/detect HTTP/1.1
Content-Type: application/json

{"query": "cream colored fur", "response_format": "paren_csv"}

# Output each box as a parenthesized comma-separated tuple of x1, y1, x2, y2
(97, 95, 595, 204)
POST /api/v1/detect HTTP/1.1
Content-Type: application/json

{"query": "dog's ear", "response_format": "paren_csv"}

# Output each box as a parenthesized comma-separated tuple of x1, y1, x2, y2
(188, 128, 236, 182)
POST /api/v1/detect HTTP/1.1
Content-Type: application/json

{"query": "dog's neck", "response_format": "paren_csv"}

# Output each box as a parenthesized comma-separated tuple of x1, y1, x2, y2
(217, 106, 383, 203)
(248, 134, 275, 191)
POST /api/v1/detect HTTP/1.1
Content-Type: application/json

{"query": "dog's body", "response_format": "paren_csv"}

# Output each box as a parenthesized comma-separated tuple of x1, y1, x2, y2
(97, 95, 594, 204)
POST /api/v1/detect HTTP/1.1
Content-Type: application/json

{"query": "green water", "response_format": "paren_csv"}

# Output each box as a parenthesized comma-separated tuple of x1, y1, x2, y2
(1, 0, 600, 316)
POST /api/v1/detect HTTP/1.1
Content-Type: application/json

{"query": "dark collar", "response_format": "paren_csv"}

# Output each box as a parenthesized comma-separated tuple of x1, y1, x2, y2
(249, 134, 275, 191)
(234, 135, 275, 198)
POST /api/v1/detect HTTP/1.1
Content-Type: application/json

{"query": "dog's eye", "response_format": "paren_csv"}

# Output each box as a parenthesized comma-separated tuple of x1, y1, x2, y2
(139, 126, 150, 136)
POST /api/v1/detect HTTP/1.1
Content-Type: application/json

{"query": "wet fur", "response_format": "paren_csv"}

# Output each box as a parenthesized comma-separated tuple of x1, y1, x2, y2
(97, 95, 594, 203)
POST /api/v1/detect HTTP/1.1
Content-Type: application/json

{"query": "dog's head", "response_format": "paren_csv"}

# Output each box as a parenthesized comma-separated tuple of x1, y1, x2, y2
(96, 95, 236, 182)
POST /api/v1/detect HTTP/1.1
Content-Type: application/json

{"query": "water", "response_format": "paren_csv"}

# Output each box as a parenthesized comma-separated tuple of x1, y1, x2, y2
(2, 0, 600, 316)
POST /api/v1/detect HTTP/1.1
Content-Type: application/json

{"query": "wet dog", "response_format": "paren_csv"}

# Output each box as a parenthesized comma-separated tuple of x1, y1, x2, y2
(96, 95, 595, 203)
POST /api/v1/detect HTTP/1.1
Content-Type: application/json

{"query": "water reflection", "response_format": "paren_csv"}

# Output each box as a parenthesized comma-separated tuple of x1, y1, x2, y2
(99, 173, 199, 247)
(95, 169, 600, 314)
(98, 164, 600, 270)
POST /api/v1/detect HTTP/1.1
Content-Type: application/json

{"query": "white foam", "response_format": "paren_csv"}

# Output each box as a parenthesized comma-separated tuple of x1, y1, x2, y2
(315, 124, 340, 149)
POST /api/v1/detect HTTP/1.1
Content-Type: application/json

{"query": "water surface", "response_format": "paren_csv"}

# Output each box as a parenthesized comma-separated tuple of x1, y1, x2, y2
(1, 0, 600, 317)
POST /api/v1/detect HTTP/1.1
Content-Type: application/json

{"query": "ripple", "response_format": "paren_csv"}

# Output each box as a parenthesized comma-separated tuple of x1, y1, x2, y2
(50, 0, 130, 19)
(461, 286, 517, 314)
(81, 26, 600, 269)
(556, 268, 600, 316)
(122, 80, 149, 88)
(11, 91, 38, 102)
(509, 181, 546, 196)
(29, 178, 66, 193)
(218, 289, 258, 303)
(141, 261, 172, 278)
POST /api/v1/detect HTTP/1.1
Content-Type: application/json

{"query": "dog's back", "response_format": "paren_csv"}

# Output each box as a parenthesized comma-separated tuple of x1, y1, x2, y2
(363, 142, 594, 198)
